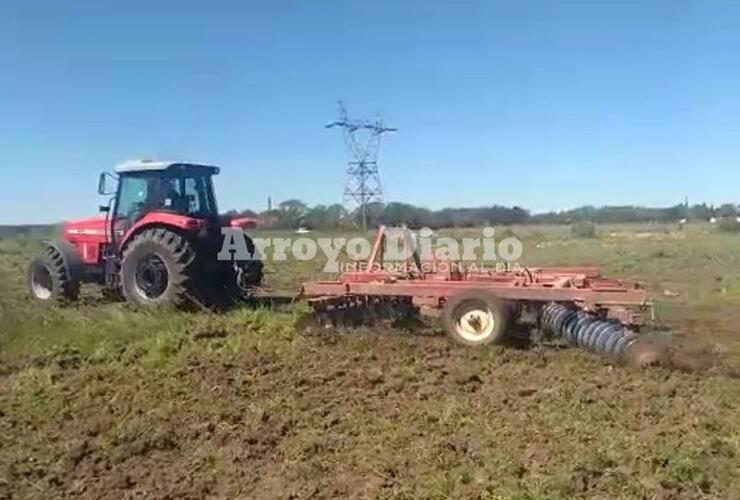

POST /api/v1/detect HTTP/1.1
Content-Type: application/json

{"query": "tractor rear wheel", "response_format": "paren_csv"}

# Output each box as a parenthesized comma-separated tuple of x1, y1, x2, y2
(27, 245, 80, 303)
(442, 290, 510, 347)
(121, 228, 195, 309)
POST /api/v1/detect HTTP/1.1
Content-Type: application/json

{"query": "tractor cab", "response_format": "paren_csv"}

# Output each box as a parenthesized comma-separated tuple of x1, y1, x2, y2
(100, 160, 220, 243)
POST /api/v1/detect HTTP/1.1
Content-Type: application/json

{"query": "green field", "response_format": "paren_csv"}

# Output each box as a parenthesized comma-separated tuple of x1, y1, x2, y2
(1, 223, 738, 499)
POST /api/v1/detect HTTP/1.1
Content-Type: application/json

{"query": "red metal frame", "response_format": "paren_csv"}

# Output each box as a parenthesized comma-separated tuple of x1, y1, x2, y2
(118, 211, 205, 248)
(62, 215, 109, 265)
(302, 226, 649, 325)
(61, 211, 206, 266)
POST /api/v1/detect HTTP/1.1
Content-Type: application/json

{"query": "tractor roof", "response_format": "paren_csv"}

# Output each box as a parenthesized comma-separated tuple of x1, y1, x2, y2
(114, 159, 220, 175)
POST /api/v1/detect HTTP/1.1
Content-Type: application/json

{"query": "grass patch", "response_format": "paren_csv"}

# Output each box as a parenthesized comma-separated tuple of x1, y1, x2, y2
(717, 218, 740, 233)
(654, 439, 709, 492)
(570, 221, 598, 238)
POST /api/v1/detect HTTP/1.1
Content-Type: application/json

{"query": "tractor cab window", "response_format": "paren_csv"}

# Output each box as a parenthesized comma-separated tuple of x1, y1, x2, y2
(114, 173, 217, 226)
(115, 176, 149, 222)
(183, 176, 217, 216)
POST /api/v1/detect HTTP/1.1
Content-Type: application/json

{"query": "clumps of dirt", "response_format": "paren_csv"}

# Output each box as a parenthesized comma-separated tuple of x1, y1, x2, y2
(0, 346, 84, 377)
(662, 337, 738, 376)
(188, 318, 230, 340)
(108, 429, 179, 465)
(625, 334, 737, 377)
(2, 323, 739, 499)
(626, 337, 673, 368)
(30, 346, 84, 370)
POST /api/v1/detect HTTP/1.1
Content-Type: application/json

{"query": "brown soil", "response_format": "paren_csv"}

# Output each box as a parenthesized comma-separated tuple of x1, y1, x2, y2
(2, 325, 738, 499)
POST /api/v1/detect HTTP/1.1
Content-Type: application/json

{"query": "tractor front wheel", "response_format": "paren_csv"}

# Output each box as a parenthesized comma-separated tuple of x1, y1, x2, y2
(442, 290, 510, 347)
(27, 245, 80, 303)
(121, 229, 195, 309)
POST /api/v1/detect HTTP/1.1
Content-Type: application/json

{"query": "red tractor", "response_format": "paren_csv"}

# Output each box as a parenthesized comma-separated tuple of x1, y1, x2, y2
(27, 160, 263, 308)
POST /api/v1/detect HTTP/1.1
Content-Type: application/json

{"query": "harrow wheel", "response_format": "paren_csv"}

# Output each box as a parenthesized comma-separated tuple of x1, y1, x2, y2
(442, 290, 509, 347)
(121, 228, 195, 309)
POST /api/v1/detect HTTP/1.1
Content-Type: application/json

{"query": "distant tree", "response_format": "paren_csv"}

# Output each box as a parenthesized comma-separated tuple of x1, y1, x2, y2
(381, 202, 432, 227)
(278, 199, 308, 213)
(238, 209, 259, 218)
(304, 204, 347, 230)
(276, 199, 309, 228)
(717, 203, 738, 218)
(220, 199, 740, 230)
(687, 203, 713, 221)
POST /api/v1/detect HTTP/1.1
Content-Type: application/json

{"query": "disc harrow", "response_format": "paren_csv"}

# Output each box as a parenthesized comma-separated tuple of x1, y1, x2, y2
(309, 295, 417, 329)
(540, 302, 640, 362)
(302, 226, 660, 360)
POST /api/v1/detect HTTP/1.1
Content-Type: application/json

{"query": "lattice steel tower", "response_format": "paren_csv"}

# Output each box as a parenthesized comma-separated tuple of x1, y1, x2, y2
(326, 101, 396, 231)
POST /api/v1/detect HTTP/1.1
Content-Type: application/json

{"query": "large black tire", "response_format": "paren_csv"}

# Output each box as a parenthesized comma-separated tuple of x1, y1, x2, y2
(199, 259, 264, 309)
(120, 228, 195, 309)
(213, 234, 264, 306)
(442, 289, 510, 347)
(27, 245, 80, 303)
(234, 258, 264, 292)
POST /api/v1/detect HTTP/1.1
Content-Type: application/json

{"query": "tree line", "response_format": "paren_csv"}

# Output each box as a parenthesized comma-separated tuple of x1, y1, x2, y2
(223, 200, 739, 230)
(2, 201, 736, 236)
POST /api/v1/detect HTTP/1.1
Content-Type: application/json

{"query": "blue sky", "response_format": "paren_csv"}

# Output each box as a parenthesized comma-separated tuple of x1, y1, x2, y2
(1, 1, 738, 224)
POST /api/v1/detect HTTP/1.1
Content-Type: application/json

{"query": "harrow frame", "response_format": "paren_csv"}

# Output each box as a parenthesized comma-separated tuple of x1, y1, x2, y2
(302, 226, 651, 327)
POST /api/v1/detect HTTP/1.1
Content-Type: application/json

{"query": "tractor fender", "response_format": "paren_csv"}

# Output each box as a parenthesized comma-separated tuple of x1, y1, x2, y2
(119, 213, 202, 249)
(45, 239, 84, 282)
(118, 222, 188, 252)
